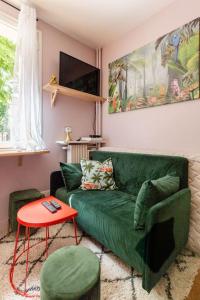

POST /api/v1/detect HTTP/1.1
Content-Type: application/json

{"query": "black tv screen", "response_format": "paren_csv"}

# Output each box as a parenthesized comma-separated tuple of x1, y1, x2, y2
(59, 52, 100, 96)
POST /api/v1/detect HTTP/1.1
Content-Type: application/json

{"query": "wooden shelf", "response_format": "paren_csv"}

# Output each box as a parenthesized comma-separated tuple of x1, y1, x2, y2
(43, 83, 106, 107)
(0, 149, 49, 166)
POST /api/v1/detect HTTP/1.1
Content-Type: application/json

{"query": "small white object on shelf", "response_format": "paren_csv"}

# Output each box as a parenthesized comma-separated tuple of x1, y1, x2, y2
(56, 139, 106, 145)
(81, 137, 103, 142)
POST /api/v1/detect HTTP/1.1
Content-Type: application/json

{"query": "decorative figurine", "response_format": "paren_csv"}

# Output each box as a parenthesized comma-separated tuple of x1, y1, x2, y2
(64, 126, 73, 143)
(49, 74, 57, 85)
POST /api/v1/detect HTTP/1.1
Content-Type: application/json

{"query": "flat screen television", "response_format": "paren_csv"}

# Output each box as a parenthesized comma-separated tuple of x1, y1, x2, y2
(59, 52, 100, 96)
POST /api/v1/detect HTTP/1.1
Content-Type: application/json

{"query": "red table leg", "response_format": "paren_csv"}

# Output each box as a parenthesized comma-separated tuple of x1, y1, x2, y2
(9, 223, 24, 295)
(73, 218, 78, 245)
(11, 223, 20, 273)
(45, 227, 49, 258)
(25, 227, 30, 292)
(24, 227, 28, 251)
(47, 227, 49, 239)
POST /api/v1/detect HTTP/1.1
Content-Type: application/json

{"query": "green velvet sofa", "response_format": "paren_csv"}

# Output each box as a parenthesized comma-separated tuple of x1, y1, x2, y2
(50, 151, 191, 292)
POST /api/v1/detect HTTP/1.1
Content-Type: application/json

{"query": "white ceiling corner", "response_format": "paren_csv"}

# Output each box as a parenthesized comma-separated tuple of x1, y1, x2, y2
(8, 0, 176, 48)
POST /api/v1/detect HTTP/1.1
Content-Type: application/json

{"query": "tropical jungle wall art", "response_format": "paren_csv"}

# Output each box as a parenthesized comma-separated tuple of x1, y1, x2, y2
(108, 18, 200, 114)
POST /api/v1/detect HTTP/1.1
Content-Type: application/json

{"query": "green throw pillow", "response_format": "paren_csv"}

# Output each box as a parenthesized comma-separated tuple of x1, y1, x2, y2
(134, 175, 180, 230)
(60, 162, 82, 191)
(80, 158, 117, 190)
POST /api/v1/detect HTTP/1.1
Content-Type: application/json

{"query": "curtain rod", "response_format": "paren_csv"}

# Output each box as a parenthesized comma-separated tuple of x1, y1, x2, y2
(0, 0, 39, 21)
(1, 0, 20, 11)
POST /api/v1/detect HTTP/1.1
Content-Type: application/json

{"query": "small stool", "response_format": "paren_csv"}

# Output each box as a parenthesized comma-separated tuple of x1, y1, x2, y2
(40, 246, 100, 300)
(9, 189, 44, 232)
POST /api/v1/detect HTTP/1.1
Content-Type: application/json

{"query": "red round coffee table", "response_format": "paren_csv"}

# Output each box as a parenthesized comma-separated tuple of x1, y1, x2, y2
(9, 196, 78, 298)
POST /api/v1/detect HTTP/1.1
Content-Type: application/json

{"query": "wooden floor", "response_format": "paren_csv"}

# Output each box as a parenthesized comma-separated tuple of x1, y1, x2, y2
(187, 269, 200, 300)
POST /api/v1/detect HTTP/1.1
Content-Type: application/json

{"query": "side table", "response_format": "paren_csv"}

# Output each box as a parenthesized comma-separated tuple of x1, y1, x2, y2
(9, 196, 78, 298)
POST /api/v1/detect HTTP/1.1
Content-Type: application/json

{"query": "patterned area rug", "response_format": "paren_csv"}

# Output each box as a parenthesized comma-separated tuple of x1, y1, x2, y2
(0, 222, 200, 300)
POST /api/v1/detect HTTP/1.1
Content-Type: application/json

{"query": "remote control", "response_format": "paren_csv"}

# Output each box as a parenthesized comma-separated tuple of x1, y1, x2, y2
(50, 200, 61, 210)
(42, 201, 57, 213)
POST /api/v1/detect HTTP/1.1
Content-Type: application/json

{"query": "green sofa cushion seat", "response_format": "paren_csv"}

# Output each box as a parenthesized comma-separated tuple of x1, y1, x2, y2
(69, 190, 146, 273)
(40, 246, 100, 300)
(134, 175, 180, 229)
(70, 190, 136, 223)
(90, 151, 188, 195)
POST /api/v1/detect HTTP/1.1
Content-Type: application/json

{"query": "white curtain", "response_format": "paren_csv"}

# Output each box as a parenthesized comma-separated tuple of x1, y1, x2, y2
(10, 2, 46, 151)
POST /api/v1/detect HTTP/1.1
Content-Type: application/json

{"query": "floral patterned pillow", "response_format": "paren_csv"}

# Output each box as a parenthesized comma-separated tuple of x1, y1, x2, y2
(80, 158, 117, 190)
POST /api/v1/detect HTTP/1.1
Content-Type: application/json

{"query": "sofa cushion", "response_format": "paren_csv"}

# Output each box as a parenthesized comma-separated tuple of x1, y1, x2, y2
(90, 151, 188, 195)
(80, 158, 117, 190)
(60, 163, 82, 191)
(65, 190, 145, 272)
(151, 174, 180, 198)
(134, 175, 180, 229)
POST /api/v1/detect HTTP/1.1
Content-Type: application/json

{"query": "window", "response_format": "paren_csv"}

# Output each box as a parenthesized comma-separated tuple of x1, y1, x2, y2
(0, 12, 42, 149)
(0, 12, 16, 148)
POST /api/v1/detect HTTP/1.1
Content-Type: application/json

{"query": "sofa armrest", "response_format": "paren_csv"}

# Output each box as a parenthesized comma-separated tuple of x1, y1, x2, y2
(50, 171, 65, 196)
(142, 188, 191, 292)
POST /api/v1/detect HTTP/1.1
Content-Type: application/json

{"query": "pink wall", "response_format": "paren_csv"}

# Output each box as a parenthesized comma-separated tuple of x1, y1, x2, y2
(0, 2, 95, 230)
(102, 0, 200, 154)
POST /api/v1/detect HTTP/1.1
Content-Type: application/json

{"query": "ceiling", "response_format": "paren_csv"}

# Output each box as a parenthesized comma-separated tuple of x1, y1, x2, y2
(9, 0, 175, 48)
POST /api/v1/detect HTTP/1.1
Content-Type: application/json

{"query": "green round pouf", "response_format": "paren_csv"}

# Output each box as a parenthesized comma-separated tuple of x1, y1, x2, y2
(40, 246, 100, 300)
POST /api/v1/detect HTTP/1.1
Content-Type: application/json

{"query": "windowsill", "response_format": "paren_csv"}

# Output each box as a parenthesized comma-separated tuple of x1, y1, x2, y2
(0, 149, 49, 156)
(0, 149, 49, 166)
(0, 142, 12, 148)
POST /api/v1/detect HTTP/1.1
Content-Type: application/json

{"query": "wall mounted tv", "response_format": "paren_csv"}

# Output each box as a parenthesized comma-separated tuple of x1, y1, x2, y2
(59, 52, 100, 96)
